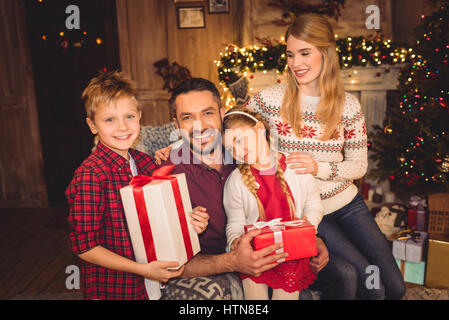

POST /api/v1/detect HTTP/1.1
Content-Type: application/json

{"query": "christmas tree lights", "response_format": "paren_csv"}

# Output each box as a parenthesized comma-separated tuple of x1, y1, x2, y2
(370, 0, 449, 195)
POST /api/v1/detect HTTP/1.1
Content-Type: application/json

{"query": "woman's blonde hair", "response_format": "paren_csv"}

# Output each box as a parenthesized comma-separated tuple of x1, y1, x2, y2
(223, 106, 296, 221)
(282, 13, 345, 141)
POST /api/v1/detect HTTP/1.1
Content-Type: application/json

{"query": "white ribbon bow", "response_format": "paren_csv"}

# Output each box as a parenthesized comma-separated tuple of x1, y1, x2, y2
(247, 218, 307, 232)
(409, 196, 427, 207)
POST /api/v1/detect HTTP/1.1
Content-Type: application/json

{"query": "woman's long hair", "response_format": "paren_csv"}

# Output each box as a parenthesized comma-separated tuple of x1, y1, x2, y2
(282, 13, 345, 141)
(223, 106, 296, 221)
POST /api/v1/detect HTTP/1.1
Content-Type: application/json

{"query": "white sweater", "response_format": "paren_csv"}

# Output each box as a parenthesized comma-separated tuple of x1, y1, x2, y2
(246, 84, 368, 215)
(223, 165, 324, 251)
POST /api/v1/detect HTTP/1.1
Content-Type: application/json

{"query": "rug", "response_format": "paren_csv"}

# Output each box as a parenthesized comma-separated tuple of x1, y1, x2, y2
(9, 286, 449, 300)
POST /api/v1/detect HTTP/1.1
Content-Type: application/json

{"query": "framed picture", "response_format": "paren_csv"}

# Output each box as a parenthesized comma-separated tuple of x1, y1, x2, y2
(177, 6, 206, 29)
(208, 0, 229, 14)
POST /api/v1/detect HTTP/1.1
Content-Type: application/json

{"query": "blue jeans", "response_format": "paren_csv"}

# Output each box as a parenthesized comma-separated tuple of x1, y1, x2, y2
(316, 193, 405, 300)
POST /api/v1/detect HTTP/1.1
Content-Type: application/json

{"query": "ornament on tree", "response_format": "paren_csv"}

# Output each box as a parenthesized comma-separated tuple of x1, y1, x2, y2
(398, 156, 406, 163)
(438, 155, 449, 172)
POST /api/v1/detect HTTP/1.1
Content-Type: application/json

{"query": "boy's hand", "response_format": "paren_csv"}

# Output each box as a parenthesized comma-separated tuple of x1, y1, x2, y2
(139, 260, 185, 283)
(154, 146, 172, 165)
(189, 206, 209, 234)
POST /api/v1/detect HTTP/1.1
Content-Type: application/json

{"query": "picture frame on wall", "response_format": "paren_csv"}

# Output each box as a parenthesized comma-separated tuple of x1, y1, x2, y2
(208, 0, 229, 14)
(177, 6, 206, 29)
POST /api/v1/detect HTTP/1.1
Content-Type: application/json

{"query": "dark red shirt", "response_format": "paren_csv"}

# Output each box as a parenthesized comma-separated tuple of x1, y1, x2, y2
(65, 141, 157, 300)
(164, 144, 236, 255)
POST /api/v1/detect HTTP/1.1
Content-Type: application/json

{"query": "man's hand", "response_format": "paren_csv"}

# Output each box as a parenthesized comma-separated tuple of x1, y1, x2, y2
(231, 229, 289, 277)
(310, 237, 329, 273)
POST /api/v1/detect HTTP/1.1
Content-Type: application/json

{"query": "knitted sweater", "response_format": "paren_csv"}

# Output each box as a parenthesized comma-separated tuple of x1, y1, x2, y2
(246, 84, 368, 215)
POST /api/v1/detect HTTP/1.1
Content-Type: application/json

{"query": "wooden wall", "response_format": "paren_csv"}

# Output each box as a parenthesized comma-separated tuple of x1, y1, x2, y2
(241, 0, 394, 46)
(0, 1, 47, 207)
(115, 0, 242, 126)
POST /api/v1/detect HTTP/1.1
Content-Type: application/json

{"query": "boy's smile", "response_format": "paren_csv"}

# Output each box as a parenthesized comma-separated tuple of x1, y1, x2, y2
(86, 96, 141, 159)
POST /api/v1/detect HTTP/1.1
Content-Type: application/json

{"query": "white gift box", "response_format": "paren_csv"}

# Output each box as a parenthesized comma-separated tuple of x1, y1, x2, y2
(120, 172, 201, 299)
(392, 231, 428, 264)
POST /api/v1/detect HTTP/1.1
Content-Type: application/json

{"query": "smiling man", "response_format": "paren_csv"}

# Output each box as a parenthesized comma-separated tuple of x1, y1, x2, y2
(173, 85, 225, 167)
(159, 78, 292, 300)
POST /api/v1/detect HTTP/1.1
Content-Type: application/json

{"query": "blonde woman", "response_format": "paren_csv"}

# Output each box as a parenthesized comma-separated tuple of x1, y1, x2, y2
(245, 14, 405, 299)
(222, 106, 323, 300)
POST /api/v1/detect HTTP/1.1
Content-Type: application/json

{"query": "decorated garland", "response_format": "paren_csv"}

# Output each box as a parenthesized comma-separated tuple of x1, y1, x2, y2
(216, 36, 412, 88)
(216, 38, 287, 86)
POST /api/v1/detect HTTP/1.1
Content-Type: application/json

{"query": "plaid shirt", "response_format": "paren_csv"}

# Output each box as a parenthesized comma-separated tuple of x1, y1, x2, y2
(65, 141, 157, 300)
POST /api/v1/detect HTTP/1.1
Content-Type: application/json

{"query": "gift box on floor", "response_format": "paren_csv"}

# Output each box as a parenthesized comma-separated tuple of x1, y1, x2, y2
(395, 259, 426, 285)
(392, 231, 428, 263)
(244, 218, 317, 263)
(427, 193, 449, 234)
(408, 196, 427, 232)
(425, 234, 449, 288)
(120, 165, 201, 299)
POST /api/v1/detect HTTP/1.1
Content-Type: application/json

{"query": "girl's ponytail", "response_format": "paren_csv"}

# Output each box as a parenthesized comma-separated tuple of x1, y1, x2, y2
(238, 164, 266, 221)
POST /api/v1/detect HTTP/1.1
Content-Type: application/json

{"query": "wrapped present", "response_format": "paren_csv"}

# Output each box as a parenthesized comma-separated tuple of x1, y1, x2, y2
(361, 182, 370, 199)
(120, 165, 201, 299)
(408, 196, 427, 232)
(425, 234, 449, 288)
(396, 259, 426, 285)
(374, 206, 400, 238)
(428, 193, 449, 234)
(244, 218, 317, 263)
(391, 204, 407, 228)
(391, 230, 427, 263)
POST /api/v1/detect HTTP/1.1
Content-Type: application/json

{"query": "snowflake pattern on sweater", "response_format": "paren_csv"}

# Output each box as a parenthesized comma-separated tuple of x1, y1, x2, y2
(246, 84, 368, 208)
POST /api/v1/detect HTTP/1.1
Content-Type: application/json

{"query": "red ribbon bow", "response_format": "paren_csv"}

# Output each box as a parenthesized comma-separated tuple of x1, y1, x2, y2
(129, 165, 194, 263)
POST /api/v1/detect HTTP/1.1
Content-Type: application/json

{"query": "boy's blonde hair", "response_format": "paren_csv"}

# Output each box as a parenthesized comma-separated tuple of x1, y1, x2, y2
(82, 70, 139, 120)
(282, 13, 345, 141)
(223, 106, 296, 221)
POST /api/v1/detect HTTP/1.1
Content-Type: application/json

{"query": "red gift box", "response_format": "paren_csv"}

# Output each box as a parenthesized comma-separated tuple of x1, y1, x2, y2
(244, 218, 317, 263)
(408, 196, 427, 231)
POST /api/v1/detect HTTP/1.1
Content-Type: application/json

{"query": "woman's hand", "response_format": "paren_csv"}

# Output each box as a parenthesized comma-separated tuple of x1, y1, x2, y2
(310, 237, 329, 274)
(286, 152, 318, 176)
(154, 146, 172, 165)
(138, 260, 185, 282)
(189, 206, 209, 234)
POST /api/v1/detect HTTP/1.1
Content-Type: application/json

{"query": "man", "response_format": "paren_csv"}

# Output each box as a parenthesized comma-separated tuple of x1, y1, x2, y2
(157, 78, 347, 300)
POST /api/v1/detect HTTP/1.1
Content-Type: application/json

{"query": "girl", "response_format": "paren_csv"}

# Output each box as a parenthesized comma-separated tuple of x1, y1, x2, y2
(222, 106, 324, 300)
(245, 13, 405, 299)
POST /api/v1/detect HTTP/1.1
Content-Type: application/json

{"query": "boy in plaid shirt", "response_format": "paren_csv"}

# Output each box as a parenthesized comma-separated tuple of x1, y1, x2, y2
(66, 71, 208, 299)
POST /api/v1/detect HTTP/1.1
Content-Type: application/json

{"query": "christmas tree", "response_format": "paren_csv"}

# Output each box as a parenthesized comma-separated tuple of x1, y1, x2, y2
(369, 0, 449, 196)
